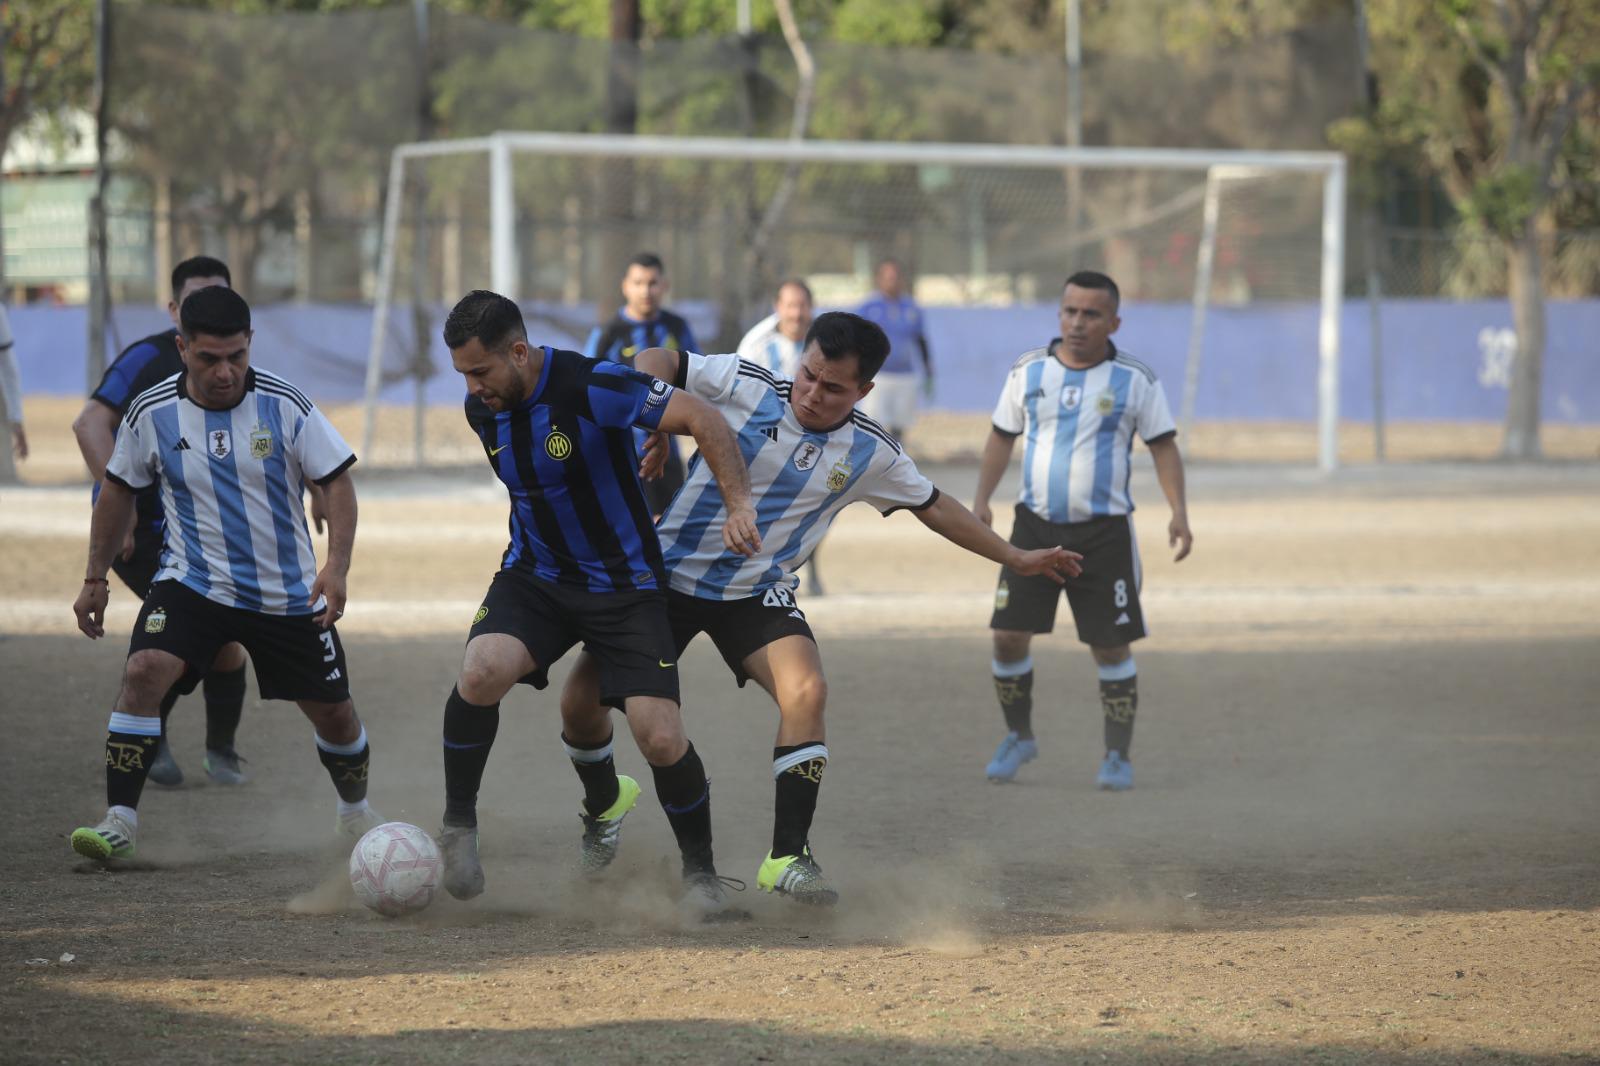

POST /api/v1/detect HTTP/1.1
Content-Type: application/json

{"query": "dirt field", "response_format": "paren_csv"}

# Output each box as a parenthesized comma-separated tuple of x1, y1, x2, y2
(3, 446, 1599, 1064)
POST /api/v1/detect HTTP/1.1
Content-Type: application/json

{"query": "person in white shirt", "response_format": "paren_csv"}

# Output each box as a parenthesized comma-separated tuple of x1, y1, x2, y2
(0, 304, 28, 466)
(68, 286, 382, 863)
(558, 312, 1082, 907)
(974, 271, 1193, 791)
(735, 278, 813, 380)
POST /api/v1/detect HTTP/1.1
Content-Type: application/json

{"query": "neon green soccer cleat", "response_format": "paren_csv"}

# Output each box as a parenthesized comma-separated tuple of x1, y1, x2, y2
(579, 774, 641, 872)
(70, 810, 137, 862)
(757, 845, 839, 906)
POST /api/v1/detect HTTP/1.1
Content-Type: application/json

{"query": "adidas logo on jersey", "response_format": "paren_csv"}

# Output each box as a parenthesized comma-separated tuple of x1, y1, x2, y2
(761, 426, 779, 443)
(172, 437, 191, 451)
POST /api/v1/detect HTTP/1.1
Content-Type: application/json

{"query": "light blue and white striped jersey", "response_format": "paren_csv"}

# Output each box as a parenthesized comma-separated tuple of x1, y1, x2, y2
(992, 340, 1175, 525)
(105, 368, 356, 615)
(735, 313, 804, 379)
(659, 353, 937, 601)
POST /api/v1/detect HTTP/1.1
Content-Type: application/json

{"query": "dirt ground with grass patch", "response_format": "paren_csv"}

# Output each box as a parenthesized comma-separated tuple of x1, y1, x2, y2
(3, 436, 1598, 1064)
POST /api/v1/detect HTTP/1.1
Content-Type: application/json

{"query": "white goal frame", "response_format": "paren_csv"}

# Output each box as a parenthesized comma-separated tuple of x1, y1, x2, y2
(365, 132, 1346, 470)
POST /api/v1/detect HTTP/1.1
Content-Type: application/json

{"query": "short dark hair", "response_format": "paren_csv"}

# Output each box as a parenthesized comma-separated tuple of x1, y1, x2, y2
(776, 277, 814, 302)
(171, 256, 231, 300)
(804, 311, 890, 383)
(443, 289, 527, 352)
(179, 285, 251, 339)
(625, 252, 665, 275)
(1062, 270, 1120, 311)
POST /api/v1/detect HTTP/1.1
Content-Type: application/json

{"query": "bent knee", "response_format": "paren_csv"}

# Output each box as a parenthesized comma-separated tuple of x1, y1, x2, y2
(992, 630, 1032, 663)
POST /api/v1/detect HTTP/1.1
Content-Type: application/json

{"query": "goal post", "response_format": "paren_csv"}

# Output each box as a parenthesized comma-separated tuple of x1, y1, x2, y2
(364, 132, 1346, 470)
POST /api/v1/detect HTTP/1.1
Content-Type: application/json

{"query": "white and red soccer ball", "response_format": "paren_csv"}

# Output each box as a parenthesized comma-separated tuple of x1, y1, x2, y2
(348, 822, 442, 917)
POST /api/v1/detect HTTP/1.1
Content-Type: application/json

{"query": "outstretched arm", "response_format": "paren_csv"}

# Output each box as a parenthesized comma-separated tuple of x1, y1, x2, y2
(654, 390, 760, 557)
(972, 429, 1017, 527)
(913, 490, 1081, 582)
(633, 348, 682, 480)
(1147, 435, 1192, 562)
(74, 480, 138, 639)
(309, 471, 357, 628)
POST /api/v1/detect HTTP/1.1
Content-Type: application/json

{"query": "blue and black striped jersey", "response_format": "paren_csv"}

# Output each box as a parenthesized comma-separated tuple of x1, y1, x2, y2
(467, 348, 677, 593)
(90, 328, 186, 531)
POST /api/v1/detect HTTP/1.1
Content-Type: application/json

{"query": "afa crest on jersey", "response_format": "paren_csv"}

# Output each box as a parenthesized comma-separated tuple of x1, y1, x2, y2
(826, 456, 853, 493)
(250, 424, 274, 459)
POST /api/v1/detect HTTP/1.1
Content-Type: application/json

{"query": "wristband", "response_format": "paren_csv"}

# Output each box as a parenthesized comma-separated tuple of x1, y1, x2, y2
(83, 577, 109, 585)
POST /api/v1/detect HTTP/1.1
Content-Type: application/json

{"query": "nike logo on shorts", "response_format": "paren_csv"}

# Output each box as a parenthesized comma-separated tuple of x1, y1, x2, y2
(659, 660, 675, 669)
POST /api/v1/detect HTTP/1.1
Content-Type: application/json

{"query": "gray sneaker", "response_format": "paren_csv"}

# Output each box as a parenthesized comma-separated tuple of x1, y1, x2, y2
(203, 748, 249, 786)
(681, 871, 750, 923)
(438, 825, 485, 900)
(147, 736, 184, 787)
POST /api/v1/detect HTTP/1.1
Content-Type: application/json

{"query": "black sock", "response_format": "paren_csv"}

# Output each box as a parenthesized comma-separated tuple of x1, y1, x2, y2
(772, 741, 828, 859)
(563, 732, 620, 817)
(994, 665, 1034, 740)
(650, 742, 714, 875)
(202, 665, 247, 752)
(157, 687, 180, 737)
(443, 686, 499, 828)
(316, 726, 371, 804)
(1101, 675, 1138, 758)
(105, 713, 161, 809)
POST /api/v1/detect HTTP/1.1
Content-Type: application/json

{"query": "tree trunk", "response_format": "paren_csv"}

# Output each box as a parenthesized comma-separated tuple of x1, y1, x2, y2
(595, 0, 641, 322)
(1501, 221, 1544, 460)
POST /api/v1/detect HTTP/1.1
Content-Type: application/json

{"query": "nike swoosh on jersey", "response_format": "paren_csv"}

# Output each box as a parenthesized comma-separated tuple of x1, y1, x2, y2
(488, 444, 509, 456)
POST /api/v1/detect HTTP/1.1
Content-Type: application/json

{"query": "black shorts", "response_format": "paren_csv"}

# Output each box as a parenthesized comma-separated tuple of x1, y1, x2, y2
(110, 521, 164, 600)
(469, 566, 679, 708)
(129, 580, 350, 702)
(667, 585, 816, 687)
(990, 505, 1147, 647)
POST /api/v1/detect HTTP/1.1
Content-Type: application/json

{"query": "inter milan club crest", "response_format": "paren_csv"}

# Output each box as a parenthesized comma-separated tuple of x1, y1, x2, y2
(208, 429, 232, 459)
(1095, 390, 1117, 415)
(1060, 385, 1083, 410)
(545, 431, 572, 460)
(791, 441, 822, 471)
(144, 607, 168, 634)
(826, 455, 852, 493)
(250, 423, 274, 459)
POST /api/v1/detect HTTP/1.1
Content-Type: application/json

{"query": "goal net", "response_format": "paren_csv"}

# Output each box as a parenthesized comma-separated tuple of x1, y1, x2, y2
(363, 134, 1345, 469)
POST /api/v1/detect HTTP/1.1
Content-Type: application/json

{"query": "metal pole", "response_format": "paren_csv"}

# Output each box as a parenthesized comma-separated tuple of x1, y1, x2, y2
(1181, 167, 1222, 436)
(1353, 0, 1386, 461)
(361, 151, 406, 462)
(1317, 159, 1346, 474)
(737, 0, 751, 35)
(1063, 0, 1084, 238)
(490, 134, 517, 299)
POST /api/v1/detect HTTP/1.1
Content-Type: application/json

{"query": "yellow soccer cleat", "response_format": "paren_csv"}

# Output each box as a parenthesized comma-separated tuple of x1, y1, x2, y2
(579, 774, 641, 872)
(756, 845, 838, 906)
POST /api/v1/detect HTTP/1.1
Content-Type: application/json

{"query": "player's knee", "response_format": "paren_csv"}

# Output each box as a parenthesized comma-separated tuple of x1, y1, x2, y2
(1091, 644, 1131, 666)
(627, 701, 687, 764)
(993, 631, 1032, 663)
(121, 651, 182, 703)
(780, 671, 828, 723)
(457, 655, 515, 705)
(212, 642, 247, 671)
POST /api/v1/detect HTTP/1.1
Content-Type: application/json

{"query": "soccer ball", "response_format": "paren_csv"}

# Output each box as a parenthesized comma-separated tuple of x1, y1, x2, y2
(348, 822, 442, 917)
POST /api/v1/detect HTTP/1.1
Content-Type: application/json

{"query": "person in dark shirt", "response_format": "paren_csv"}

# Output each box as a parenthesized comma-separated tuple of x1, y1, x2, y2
(583, 252, 701, 516)
(435, 289, 759, 921)
(70, 256, 252, 788)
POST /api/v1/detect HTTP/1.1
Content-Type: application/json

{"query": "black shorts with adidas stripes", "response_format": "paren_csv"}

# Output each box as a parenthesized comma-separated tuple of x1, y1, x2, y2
(667, 586, 816, 688)
(990, 505, 1147, 647)
(129, 580, 351, 702)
